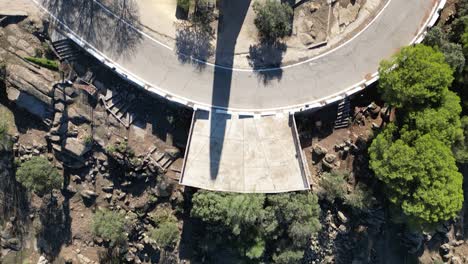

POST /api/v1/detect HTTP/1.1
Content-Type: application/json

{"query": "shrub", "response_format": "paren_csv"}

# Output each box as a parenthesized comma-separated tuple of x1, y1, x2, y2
(253, 0, 293, 41)
(319, 171, 347, 203)
(92, 209, 127, 245)
(0, 61, 6, 81)
(273, 250, 303, 264)
(0, 118, 7, 140)
(149, 207, 177, 225)
(344, 183, 374, 213)
(177, 0, 191, 12)
(149, 221, 179, 249)
(25, 57, 59, 71)
(16, 157, 62, 196)
(106, 141, 134, 156)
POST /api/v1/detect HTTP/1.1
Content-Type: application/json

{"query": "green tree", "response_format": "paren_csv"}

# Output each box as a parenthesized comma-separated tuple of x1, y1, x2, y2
(454, 116, 468, 163)
(191, 191, 266, 236)
(92, 209, 127, 245)
(369, 127, 463, 226)
(253, 0, 293, 41)
(16, 157, 62, 196)
(424, 27, 465, 73)
(378, 45, 454, 110)
(266, 192, 321, 248)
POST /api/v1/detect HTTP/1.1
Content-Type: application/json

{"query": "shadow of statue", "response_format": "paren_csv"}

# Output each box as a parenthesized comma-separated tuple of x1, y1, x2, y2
(35, 193, 72, 260)
(209, 0, 251, 179)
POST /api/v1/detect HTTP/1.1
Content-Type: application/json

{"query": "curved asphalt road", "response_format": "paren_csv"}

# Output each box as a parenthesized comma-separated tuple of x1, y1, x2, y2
(36, 0, 436, 112)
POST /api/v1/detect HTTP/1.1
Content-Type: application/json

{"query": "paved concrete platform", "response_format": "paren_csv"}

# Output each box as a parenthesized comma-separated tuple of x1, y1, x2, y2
(180, 111, 310, 193)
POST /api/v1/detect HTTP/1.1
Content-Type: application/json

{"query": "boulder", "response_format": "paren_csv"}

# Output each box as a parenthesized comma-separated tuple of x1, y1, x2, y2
(37, 255, 49, 264)
(451, 256, 462, 264)
(3, 237, 20, 251)
(337, 211, 349, 223)
(338, 3, 361, 27)
(165, 147, 181, 159)
(299, 33, 315, 46)
(440, 243, 452, 255)
(313, 144, 328, 156)
(66, 185, 77, 194)
(101, 185, 114, 193)
(80, 189, 98, 200)
(322, 160, 334, 170)
(64, 138, 91, 157)
(324, 154, 336, 164)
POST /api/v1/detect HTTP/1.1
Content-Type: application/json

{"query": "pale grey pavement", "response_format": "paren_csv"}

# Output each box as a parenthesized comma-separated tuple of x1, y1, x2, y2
(180, 112, 309, 193)
(35, 0, 435, 112)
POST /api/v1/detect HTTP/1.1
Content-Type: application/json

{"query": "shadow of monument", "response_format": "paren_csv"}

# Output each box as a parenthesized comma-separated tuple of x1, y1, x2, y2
(209, 0, 251, 180)
(43, 0, 143, 60)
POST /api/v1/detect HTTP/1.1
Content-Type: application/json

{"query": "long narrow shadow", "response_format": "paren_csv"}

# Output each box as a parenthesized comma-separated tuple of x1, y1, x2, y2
(209, 0, 251, 179)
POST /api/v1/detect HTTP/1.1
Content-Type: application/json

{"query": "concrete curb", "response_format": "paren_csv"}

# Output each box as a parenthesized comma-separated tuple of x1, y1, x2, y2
(32, 0, 445, 116)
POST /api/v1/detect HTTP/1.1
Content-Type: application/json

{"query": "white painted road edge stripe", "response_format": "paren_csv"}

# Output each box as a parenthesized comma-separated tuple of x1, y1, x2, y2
(31, 0, 444, 116)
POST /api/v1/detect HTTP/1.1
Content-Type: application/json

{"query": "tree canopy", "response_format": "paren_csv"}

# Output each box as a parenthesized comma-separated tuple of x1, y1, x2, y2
(16, 156, 62, 196)
(370, 44, 464, 227)
(191, 191, 321, 262)
(401, 90, 463, 145)
(369, 129, 463, 225)
(253, 0, 293, 41)
(378, 45, 454, 111)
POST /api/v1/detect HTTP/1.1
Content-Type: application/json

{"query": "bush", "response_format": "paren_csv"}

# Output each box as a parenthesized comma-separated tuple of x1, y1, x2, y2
(253, 0, 293, 41)
(0, 61, 6, 81)
(149, 206, 177, 225)
(0, 118, 7, 140)
(344, 184, 374, 213)
(319, 171, 348, 203)
(177, 0, 191, 12)
(83, 135, 94, 146)
(149, 221, 180, 249)
(106, 141, 134, 156)
(273, 250, 303, 264)
(92, 209, 127, 245)
(16, 157, 62, 196)
(25, 57, 59, 71)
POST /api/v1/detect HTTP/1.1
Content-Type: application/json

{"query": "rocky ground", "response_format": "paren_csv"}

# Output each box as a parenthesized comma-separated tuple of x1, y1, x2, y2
(0, 13, 192, 263)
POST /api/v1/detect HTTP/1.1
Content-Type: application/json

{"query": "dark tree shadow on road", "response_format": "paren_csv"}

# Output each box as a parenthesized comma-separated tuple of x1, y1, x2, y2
(248, 41, 286, 84)
(175, 4, 216, 71)
(43, 0, 143, 60)
(175, 21, 215, 71)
